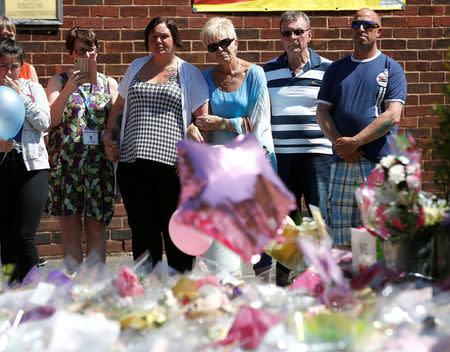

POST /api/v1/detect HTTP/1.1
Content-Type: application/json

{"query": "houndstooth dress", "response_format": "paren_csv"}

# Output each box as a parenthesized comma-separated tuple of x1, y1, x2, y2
(120, 76, 183, 166)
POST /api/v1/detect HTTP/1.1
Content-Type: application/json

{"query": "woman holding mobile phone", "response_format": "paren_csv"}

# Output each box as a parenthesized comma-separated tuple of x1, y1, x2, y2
(46, 27, 118, 273)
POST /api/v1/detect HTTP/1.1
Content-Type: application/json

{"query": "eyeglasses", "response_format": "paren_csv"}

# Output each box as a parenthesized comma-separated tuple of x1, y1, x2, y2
(281, 29, 309, 38)
(75, 46, 97, 56)
(351, 20, 380, 30)
(207, 38, 235, 53)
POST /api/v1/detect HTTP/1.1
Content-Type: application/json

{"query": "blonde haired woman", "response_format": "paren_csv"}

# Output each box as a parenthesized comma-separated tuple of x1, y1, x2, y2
(187, 17, 276, 276)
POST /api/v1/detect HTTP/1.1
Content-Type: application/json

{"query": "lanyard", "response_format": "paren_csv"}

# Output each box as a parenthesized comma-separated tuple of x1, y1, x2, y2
(77, 85, 93, 117)
(76, 85, 93, 135)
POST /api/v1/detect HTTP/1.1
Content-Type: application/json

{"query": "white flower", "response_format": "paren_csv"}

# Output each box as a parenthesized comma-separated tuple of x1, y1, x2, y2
(380, 155, 397, 169)
(397, 155, 410, 165)
(424, 206, 446, 226)
(406, 165, 417, 176)
(388, 164, 406, 184)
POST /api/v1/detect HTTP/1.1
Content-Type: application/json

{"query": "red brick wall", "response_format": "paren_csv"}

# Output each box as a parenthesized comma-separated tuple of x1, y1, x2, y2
(14, 0, 449, 257)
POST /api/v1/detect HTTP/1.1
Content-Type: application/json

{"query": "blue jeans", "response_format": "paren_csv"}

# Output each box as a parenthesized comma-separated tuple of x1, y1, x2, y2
(277, 153, 332, 220)
(276, 153, 332, 285)
(253, 153, 332, 277)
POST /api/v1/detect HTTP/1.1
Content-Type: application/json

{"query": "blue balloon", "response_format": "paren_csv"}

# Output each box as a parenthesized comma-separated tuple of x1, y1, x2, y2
(0, 86, 25, 140)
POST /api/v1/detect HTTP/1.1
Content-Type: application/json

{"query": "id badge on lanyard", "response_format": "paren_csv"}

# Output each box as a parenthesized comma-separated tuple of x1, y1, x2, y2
(78, 86, 99, 146)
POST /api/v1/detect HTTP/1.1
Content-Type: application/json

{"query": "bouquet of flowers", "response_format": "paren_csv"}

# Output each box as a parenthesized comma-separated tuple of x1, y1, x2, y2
(356, 135, 450, 278)
(355, 135, 424, 241)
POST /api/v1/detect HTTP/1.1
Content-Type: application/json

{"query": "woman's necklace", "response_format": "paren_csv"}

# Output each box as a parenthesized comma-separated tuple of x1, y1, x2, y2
(217, 59, 240, 89)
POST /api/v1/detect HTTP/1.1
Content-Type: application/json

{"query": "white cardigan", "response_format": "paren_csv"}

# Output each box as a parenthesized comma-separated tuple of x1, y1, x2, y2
(117, 55, 209, 150)
(18, 79, 51, 171)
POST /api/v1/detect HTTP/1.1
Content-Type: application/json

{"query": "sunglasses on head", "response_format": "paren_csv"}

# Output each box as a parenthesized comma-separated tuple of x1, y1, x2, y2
(207, 38, 235, 52)
(281, 29, 308, 38)
(351, 20, 380, 30)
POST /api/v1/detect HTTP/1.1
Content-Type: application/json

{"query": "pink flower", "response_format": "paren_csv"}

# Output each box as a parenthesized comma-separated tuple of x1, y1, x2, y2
(392, 218, 405, 231)
(290, 268, 323, 296)
(114, 266, 145, 298)
(416, 206, 425, 227)
(406, 175, 420, 189)
(213, 306, 285, 350)
(195, 276, 221, 290)
(297, 238, 345, 287)
(367, 167, 384, 187)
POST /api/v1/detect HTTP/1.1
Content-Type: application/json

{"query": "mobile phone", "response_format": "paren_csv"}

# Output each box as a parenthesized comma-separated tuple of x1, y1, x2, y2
(74, 58, 97, 85)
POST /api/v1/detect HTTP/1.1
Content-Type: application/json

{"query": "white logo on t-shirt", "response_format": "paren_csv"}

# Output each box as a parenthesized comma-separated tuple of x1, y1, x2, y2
(376, 69, 389, 88)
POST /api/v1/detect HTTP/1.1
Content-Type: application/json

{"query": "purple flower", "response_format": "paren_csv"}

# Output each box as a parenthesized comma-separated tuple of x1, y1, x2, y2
(297, 238, 355, 308)
(297, 238, 345, 287)
(20, 306, 56, 324)
(232, 286, 242, 297)
(47, 270, 72, 288)
(443, 211, 450, 229)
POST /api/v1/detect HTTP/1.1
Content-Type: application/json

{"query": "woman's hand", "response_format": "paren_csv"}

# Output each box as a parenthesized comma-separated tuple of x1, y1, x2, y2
(194, 114, 221, 131)
(103, 129, 119, 163)
(0, 139, 14, 153)
(187, 123, 205, 142)
(65, 70, 89, 93)
(46, 70, 90, 128)
(3, 76, 22, 95)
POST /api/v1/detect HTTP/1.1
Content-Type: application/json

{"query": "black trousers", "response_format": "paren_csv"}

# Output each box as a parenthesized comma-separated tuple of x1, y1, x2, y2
(0, 150, 48, 282)
(117, 159, 194, 273)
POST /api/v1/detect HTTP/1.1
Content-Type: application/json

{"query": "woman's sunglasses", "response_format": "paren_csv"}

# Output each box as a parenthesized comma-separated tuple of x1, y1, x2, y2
(207, 38, 235, 53)
(351, 20, 380, 30)
(75, 46, 97, 56)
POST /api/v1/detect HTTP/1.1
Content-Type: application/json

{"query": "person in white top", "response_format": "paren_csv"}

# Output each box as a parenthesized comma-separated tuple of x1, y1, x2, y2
(104, 16, 209, 273)
(0, 38, 50, 282)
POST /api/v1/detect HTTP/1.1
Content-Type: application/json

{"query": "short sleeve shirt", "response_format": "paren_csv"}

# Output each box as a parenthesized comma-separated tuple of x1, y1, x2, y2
(317, 51, 407, 162)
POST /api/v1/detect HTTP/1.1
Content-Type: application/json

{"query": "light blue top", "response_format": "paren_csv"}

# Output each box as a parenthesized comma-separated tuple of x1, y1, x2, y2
(203, 66, 251, 145)
(202, 65, 277, 170)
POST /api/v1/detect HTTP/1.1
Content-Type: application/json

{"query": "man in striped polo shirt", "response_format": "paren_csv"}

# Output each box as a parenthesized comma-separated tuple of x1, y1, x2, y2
(264, 11, 333, 286)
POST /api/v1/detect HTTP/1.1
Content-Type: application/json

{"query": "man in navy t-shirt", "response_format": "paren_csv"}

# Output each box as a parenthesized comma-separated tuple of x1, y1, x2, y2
(316, 8, 407, 246)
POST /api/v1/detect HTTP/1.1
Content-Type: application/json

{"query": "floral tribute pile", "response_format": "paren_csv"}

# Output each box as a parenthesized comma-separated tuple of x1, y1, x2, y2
(0, 242, 449, 352)
(354, 135, 449, 278)
(0, 135, 448, 351)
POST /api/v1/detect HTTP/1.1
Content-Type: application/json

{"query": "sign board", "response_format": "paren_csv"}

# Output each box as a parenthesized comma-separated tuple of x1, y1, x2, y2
(1, 0, 63, 25)
(193, 0, 406, 12)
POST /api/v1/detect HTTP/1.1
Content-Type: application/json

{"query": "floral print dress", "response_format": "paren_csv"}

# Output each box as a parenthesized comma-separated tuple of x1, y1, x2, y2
(46, 73, 115, 225)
